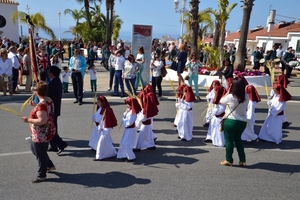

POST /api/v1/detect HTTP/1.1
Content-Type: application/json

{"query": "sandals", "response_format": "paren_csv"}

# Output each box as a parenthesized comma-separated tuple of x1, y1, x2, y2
(31, 177, 46, 183)
(239, 161, 246, 167)
(220, 160, 233, 166)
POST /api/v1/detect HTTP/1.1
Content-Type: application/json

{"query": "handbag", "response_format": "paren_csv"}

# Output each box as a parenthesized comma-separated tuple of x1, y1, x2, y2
(161, 65, 167, 77)
(220, 103, 240, 132)
(170, 61, 178, 71)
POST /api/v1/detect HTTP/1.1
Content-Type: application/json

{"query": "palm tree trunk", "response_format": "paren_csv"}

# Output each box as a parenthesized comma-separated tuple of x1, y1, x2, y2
(105, 0, 110, 44)
(234, 0, 254, 71)
(212, 21, 220, 49)
(84, 0, 93, 29)
(190, 0, 199, 54)
(218, 25, 226, 67)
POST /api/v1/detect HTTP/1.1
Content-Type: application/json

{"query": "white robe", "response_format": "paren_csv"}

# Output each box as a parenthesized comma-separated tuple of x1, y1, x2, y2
(205, 90, 215, 124)
(95, 126, 117, 160)
(259, 95, 286, 144)
(241, 101, 259, 141)
(135, 115, 155, 149)
(88, 108, 102, 150)
(173, 98, 181, 126)
(207, 104, 226, 147)
(176, 100, 194, 141)
(117, 110, 137, 160)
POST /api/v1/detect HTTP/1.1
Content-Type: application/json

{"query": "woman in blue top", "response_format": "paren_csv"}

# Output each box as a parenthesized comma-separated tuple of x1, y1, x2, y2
(177, 44, 187, 86)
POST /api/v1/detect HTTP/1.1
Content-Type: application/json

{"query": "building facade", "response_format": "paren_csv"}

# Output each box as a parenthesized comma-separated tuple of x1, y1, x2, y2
(0, 0, 19, 43)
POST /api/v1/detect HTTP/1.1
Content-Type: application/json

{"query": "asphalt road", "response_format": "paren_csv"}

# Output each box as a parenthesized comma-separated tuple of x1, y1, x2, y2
(0, 94, 300, 199)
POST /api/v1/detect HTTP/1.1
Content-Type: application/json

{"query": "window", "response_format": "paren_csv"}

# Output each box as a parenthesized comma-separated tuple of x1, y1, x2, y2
(296, 40, 300, 53)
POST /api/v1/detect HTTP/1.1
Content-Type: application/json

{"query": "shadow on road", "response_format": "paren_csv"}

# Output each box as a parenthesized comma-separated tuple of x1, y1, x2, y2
(48, 171, 151, 188)
(249, 162, 300, 174)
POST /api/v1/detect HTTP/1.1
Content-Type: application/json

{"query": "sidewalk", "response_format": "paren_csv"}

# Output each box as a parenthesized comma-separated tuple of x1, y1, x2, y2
(0, 62, 299, 103)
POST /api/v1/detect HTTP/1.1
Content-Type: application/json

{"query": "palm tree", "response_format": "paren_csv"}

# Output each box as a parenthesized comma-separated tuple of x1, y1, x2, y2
(189, 0, 200, 54)
(11, 11, 56, 39)
(105, 0, 122, 45)
(234, 0, 255, 71)
(112, 15, 123, 41)
(76, 0, 98, 29)
(64, 8, 85, 37)
(204, 0, 237, 66)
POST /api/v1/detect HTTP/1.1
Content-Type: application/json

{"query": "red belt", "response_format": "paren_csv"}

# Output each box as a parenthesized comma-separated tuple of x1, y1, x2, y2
(278, 110, 284, 116)
(142, 119, 151, 125)
(215, 112, 225, 118)
(126, 123, 135, 128)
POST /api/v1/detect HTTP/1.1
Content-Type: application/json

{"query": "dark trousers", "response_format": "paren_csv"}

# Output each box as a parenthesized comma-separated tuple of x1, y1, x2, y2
(264, 65, 270, 75)
(90, 79, 97, 91)
(109, 67, 115, 89)
(125, 77, 137, 95)
(71, 72, 83, 102)
(152, 76, 162, 97)
(12, 68, 19, 92)
(49, 115, 68, 150)
(63, 82, 69, 92)
(113, 70, 125, 96)
(253, 61, 260, 70)
(285, 65, 293, 78)
(280, 60, 286, 72)
(30, 141, 54, 178)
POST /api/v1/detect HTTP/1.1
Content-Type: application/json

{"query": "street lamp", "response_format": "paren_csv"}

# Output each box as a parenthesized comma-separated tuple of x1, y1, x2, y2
(25, 5, 30, 14)
(174, 0, 188, 44)
(58, 11, 61, 41)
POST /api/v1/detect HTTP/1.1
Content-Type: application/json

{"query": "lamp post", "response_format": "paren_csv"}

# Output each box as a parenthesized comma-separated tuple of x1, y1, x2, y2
(58, 11, 61, 41)
(174, 0, 188, 45)
(25, 5, 30, 14)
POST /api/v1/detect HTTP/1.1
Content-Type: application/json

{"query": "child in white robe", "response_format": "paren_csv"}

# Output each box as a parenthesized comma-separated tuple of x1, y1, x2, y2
(241, 85, 261, 142)
(93, 96, 118, 160)
(173, 84, 186, 127)
(259, 84, 292, 144)
(117, 97, 142, 161)
(176, 86, 195, 141)
(207, 86, 227, 147)
(135, 92, 158, 150)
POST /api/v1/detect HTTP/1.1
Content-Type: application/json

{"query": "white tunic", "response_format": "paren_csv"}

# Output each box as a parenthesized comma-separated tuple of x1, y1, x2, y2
(88, 108, 102, 150)
(258, 95, 286, 144)
(205, 90, 215, 124)
(117, 110, 137, 160)
(207, 104, 226, 147)
(176, 100, 194, 141)
(241, 101, 259, 141)
(135, 115, 155, 149)
(95, 127, 117, 160)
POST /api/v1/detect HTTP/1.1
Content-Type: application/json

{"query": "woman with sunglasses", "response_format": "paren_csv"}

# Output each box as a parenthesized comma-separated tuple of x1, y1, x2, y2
(0, 48, 13, 95)
(123, 54, 141, 95)
(185, 52, 202, 100)
(150, 54, 164, 99)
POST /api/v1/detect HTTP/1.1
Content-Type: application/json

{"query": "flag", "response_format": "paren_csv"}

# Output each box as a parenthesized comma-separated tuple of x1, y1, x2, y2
(28, 25, 39, 83)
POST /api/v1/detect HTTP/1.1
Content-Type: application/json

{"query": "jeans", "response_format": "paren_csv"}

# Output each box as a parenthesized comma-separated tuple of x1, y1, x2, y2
(188, 74, 199, 97)
(125, 77, 137, 95)
(71, 72, 83, 102)
(90, 79, 97, 91)
(109, 67, 115, 89)
(113, 70, 125, 96)
(152, 76, 162, 97)
(12, 68, 19, 92)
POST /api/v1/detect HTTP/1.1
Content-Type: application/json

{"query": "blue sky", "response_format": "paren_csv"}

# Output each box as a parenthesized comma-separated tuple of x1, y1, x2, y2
(16, 0, 300, 41)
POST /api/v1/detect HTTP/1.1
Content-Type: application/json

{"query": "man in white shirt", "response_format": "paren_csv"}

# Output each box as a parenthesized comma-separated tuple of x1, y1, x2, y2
(8, 46, 20, 93)
(2, 37, 9, 49)
(112, 50, 125, 97)
(34, 33, 41, 48)
(276, 45, 285, 74)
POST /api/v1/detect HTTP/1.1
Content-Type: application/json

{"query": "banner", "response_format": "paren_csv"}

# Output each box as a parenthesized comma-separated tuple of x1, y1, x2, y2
(28, 25, 39, 83)
(131, 24, 152, 85)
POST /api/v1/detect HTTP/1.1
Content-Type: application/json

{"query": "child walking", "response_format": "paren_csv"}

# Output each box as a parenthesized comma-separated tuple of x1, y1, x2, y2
(88, 65, 97, 92)
(61, 66, 70, 93)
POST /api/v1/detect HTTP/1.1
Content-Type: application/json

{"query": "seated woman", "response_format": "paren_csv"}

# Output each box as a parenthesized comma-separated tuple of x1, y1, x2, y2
(219, 57, 233, 81)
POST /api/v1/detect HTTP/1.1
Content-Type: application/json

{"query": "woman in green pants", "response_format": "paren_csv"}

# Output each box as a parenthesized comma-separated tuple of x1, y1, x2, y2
(219, 77, 249, 166)
(135, 46, 145, 90)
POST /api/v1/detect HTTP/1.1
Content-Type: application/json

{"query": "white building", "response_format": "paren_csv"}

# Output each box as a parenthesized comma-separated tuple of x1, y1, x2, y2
(0, 0, 19, 43)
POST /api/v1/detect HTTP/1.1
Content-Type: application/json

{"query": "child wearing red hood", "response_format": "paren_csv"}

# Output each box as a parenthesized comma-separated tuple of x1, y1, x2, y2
(259, 84, 292, 144)
(117, 97, 142, 161)
(175, 86, 196, 141)
(90, 96, 118, 160)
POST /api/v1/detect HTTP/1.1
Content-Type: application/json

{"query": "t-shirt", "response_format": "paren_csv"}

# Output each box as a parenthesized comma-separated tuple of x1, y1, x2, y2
(61, 71, 70, 83)
(219, 94, 249, 122)
(89, 69, 97, 80)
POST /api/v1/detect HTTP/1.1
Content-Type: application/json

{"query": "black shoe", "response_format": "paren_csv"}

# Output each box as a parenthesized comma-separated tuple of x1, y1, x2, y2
(203, 123, 209, 127)
(153, 137, 158, 141)
(204, 139, 212, 143)
(78, 102, 83, 105)
(120, 95, 126, 98)
(126, 159, 135, 162)
(181, 138, 187, 141)
(73, 100, 78, 104)
(177, 136, 181, 139)
(133, 148, 141, 152)
(57, 144, 68, 155)
(282, 121, 291, 129)
(48, 148, 58, 152)
(31, 177, 46, 183)
(147, 146, 156, 150)
(111, 94, 118, 97)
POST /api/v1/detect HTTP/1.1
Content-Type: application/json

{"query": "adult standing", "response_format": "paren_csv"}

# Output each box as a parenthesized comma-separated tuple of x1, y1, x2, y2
(123, 54, 141, 96)
(69, 49, 87, 105)
(0, 48, 13, 95)
(135, 46, 145, 90)
(22, 47, 33, 92)
(219, 77, 249, 166)
(177, 44, 187, 86)
(220, 57, 234, 80)
(33, 33, 42, 48)
(101, 43, 111, 70)
(37, 47, 50, 82)
(7, 46, 20, 94)
(150, 54, 163, 99)
(48, 66, 68, 154)
(185, 52, 202, 100)
(283, 47, 295, 78)
(252, 47, 262, 70)
(276, 45, 285, 74)
(112, 50, 125, 97)
(107, 47, 117, 91)
(21, 81, 56, 183)
(16, 47, 24, 87)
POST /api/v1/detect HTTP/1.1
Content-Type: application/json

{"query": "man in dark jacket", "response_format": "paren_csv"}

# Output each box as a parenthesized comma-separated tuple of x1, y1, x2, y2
(48, 66, 68, 155)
